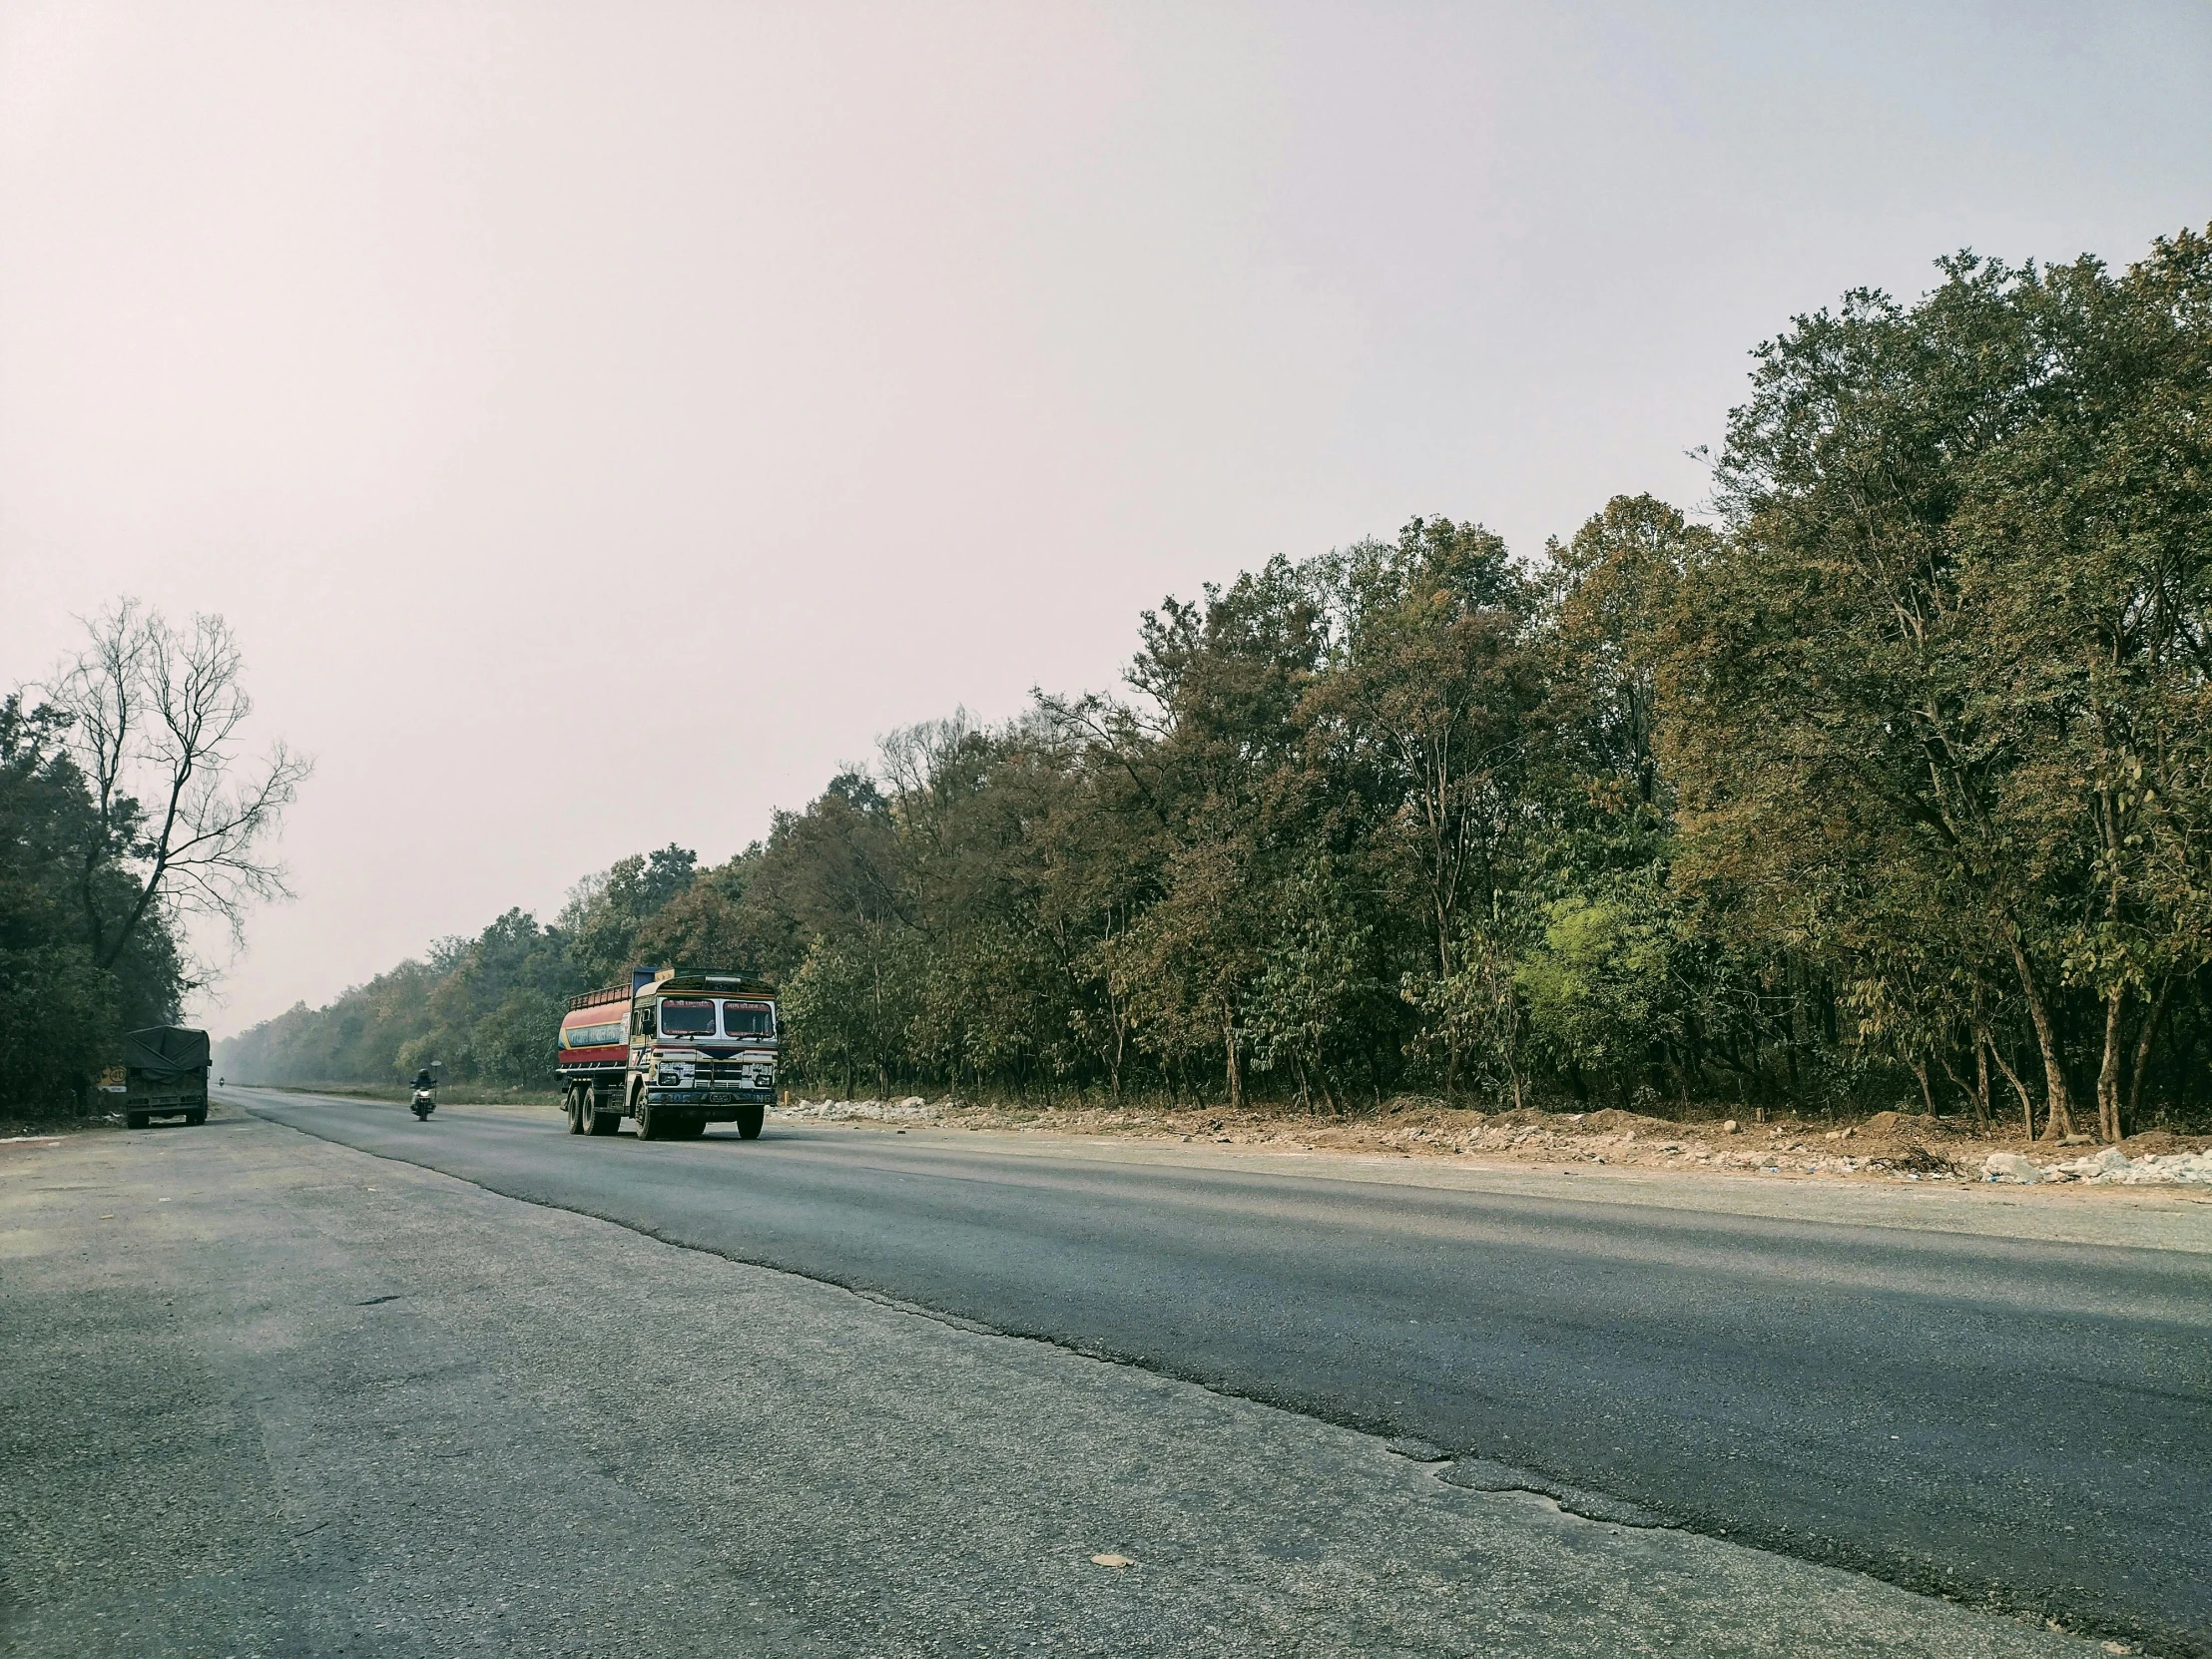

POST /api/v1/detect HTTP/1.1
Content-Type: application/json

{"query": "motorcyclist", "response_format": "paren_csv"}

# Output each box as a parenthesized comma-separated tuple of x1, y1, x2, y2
(411, 1068, 435, 1094)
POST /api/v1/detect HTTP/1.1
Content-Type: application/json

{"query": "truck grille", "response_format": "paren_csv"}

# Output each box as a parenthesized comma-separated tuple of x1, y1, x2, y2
(698, 1060, 772, 1085)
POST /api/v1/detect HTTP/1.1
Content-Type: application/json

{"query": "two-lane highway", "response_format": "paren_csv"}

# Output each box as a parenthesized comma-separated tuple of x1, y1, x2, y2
(236, 1089, 2212, 1656)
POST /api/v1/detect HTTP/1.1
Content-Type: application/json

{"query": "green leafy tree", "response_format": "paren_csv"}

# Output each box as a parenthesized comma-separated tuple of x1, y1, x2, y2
(1247, 856, 1382, 1111)
(0, 695, 187, 1109)
(559, 843, 700, 985)
(1306, 518, 1543, 1091)
(1673, 232, 2212, 1140)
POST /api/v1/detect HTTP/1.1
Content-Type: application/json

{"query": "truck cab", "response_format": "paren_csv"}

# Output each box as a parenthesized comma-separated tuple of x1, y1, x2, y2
(557, 966, 778, 1142)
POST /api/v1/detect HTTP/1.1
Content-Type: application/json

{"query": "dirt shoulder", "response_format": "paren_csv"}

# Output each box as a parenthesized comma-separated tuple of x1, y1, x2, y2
(785, 1093, 2212, 1194)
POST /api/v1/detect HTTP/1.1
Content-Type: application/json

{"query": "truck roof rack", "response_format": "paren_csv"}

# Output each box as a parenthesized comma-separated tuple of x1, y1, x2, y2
(566, 969, 778, 1011)
(655, 971, 779, 997)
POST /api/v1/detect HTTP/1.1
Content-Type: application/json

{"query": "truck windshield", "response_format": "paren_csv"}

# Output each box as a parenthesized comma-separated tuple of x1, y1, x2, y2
(658, 999, 718, 1037)
(723, 1001, 776, 1038)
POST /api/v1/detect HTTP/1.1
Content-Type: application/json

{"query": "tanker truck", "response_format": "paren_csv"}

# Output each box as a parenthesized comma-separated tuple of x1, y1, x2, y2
(556, 966, 779, 1142)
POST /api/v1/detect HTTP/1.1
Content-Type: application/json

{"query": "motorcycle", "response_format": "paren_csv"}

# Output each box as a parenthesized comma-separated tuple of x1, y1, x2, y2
(410, 1084, 436, 1121)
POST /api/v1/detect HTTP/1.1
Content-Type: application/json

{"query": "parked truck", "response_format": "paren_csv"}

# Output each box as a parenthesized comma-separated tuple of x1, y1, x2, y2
(556, 966, 779, 1141)
(124, 1026, 210, 1129)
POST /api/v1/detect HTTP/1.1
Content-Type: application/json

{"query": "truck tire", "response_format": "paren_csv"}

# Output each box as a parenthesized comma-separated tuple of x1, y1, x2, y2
(736, 1103, 765, 1141)
(185, 1107, 207, 1126)
(565, 1086, 586, 1134)
(633, 1090, 660, 1141)
(588, 1092, 621, 1136)
(127, 1112, 148, 1130)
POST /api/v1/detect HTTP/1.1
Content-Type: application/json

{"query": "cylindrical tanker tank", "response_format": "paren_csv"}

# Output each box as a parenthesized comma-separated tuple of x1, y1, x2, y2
(554, 967, 779, 1142)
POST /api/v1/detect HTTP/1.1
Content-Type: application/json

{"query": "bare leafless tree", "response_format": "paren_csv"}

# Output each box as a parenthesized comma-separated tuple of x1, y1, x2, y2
(49, 601, 311, 975)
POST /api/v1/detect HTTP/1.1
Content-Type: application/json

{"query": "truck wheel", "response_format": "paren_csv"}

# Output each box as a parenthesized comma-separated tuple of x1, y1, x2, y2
(588, 1094, 620, 1136)
(185, 1107, 207, 1126)
(736, 1104, 765, 1141)
(127, 1112, 149, 1130)
(634, 1092, 659, 1140)
(565, 1087, 586, 1134)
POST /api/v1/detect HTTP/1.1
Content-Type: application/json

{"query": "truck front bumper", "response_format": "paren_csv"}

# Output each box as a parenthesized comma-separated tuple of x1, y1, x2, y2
(646, 1089, 773, 1107)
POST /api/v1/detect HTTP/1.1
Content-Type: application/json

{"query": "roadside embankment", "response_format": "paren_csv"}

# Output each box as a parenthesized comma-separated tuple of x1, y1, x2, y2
(782, 1095, 2212, 1192)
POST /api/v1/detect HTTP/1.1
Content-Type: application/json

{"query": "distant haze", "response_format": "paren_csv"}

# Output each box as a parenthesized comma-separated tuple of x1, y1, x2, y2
(4, 1, 2209, 1037)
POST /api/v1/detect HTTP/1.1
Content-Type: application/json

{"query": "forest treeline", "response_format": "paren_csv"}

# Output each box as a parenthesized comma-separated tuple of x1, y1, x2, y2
(2, 696, 189, 1105)
(219, 231, 2212, 1139)
(5, 604, 301, 1113)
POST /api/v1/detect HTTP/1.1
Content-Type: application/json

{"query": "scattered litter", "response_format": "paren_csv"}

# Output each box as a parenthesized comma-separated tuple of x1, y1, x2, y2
(1898, 1144, 1955, 1175)
(1089, 1553, 1134, 1569)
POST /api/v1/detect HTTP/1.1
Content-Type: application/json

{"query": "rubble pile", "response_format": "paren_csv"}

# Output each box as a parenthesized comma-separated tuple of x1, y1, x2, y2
(785, 1096, 940, 1123)
(1982, 1147, 2212, 1186)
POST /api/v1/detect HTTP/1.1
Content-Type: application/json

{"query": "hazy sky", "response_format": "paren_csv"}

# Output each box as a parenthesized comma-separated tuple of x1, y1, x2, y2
(5, 1, 2210, 1038)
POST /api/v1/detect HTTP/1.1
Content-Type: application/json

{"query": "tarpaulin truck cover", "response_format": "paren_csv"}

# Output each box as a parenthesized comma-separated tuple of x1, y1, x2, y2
(124, 1026, 211, 1080)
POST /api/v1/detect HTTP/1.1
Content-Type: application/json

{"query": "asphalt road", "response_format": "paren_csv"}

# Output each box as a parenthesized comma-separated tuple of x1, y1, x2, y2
(4, 1110, 2113, 1657)
(225, 1088, 2212, 1656)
